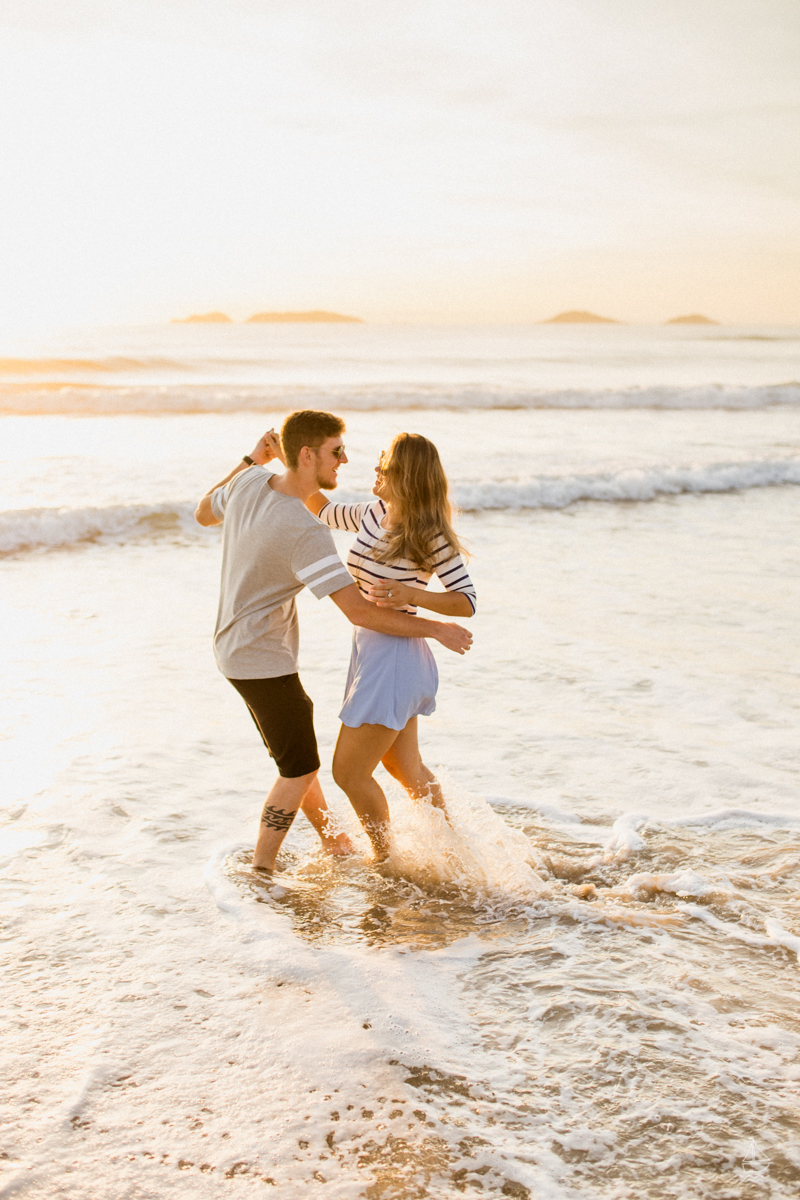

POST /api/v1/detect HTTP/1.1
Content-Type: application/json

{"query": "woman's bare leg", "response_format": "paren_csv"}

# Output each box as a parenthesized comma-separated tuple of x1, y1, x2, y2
(333, 723, 400, 859)
(381, 717, 447, 813)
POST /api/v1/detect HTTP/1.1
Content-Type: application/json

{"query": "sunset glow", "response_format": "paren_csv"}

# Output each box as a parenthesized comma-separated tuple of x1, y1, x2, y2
(0, 0, 798, 335)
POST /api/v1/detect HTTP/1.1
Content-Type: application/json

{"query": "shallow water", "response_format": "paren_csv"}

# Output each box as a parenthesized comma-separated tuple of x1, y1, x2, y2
(2, 486, 800, 1197)
(2, 323, 800, 1197)
(215, 798, 800, 1200)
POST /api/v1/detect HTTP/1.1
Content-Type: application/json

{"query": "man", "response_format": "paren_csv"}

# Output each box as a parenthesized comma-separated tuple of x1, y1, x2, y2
(195, 410, 472, 870)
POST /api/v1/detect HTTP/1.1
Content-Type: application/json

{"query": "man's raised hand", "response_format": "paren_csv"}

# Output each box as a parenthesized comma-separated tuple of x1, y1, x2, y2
(251, 429, 285, 466)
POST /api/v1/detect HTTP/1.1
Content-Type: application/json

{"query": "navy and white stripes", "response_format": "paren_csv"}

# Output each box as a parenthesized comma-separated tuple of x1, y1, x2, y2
(317, 498, 476, 615)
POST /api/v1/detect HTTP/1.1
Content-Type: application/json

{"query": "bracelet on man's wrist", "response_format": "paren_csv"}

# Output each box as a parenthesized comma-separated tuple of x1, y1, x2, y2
(242, 455, 255, 466)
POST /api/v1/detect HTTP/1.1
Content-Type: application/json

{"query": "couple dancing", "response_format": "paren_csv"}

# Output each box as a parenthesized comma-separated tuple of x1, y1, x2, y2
(195, 410, 476, 868)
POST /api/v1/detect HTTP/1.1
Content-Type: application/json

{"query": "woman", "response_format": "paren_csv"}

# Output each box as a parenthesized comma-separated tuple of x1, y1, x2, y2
(307, 432, 476, 858)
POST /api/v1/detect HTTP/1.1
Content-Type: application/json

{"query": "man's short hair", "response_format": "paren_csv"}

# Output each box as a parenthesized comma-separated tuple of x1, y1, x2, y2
(281, 410, 345, 470)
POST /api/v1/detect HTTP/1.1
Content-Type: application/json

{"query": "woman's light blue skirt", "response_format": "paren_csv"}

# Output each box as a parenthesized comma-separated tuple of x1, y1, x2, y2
(339, 628, 439, 730)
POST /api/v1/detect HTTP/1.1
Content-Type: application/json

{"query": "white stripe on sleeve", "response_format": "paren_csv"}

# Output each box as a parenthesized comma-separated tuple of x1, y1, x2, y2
(295, 553, 344, 582)
(307, 566, 353, 588)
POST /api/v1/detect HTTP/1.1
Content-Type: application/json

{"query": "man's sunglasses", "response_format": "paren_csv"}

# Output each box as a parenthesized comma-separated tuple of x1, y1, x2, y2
(314, 444, 346, 460)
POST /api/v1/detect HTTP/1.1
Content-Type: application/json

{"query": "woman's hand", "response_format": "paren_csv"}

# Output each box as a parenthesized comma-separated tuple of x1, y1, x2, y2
(250, 429, 285, 466)
(368, 580, 473, 618)
(367, 581, 418, 608)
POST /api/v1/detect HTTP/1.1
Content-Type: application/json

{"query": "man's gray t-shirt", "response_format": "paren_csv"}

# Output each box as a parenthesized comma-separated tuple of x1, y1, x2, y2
(211, 466, 353, 679)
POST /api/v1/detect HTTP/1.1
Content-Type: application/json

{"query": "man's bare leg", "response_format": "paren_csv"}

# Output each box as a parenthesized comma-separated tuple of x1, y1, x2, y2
(332, 723, 399, 860)
(300, 776, 355, 856)
(253, 770, 317, 870)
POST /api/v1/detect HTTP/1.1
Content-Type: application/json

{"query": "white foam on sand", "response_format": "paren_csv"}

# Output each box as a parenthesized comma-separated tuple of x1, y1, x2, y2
(679, 904, 800, 960)
(203, 842, 486, 1056)
(602, 809, 800, 861)
(668, 807, 800, 831)
(5, 762, 800, 1199)
(196, 793, 800, 1195)
(200, 840, 563, 1198)
(614, 868, 733, 901)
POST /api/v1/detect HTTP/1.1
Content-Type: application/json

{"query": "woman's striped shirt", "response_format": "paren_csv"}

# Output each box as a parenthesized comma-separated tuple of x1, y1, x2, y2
(317, 498, 476, 616)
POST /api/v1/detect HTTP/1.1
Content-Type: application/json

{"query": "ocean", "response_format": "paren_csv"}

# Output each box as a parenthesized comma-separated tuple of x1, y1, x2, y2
(2, 322, 799, 1198)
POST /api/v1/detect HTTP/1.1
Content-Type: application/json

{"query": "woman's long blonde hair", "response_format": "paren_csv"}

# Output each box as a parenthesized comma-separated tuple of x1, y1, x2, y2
(375, 433, 467, 572)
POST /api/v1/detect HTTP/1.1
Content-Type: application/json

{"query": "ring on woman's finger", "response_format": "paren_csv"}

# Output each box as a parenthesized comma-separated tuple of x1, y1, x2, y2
(388, 590, 393, 597)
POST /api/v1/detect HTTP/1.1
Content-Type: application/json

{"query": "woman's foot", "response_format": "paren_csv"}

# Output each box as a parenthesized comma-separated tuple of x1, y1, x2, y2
(320, 832, 357, 856)
(364, 820, 391, 863)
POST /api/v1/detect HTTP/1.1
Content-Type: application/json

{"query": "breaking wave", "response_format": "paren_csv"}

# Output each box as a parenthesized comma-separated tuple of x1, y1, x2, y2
(3, 458, 799, 555)
(455, 457, 800, 511)
(1, 381, 799, 414)
(0, 501, 199, 556)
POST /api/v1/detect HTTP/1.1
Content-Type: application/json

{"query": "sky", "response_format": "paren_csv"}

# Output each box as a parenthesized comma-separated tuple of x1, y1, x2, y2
(0, 0, 798, 332)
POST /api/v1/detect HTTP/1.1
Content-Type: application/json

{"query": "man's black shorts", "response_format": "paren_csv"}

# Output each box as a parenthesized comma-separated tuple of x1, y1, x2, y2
(227, 673, 320, 778)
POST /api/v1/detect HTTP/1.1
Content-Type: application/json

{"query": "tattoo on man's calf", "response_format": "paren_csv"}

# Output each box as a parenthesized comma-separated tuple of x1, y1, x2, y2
(261, 804, 297, 832)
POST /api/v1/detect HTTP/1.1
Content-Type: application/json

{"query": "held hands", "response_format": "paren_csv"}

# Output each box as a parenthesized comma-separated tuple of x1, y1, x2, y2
(250, 429, 285, 467)
(366, 581, 417, 608)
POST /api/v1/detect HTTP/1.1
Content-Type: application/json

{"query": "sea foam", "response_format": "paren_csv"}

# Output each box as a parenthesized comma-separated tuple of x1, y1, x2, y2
(456, 457, 800, 509)
(0, 501, 198, 555)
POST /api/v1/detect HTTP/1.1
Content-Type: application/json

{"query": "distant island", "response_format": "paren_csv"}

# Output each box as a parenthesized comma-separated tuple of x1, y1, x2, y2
(542, 310, 621, 324)
(246, 310, 362, 324)
(665, 314, 718, 325)
(171, 311, 233, 324)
